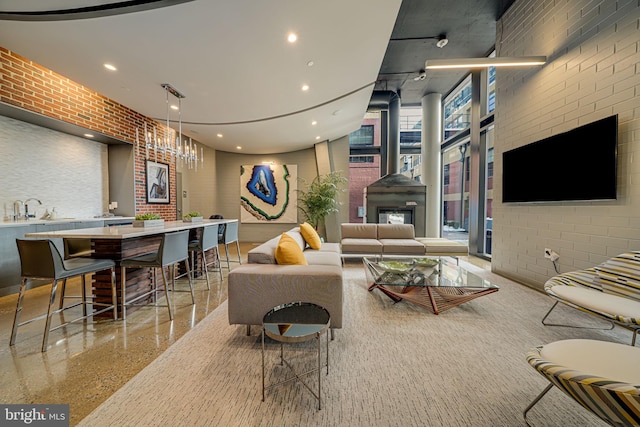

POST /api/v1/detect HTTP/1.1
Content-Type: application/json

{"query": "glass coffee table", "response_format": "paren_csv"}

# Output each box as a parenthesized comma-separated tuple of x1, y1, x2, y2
(363, 257, 499, 314)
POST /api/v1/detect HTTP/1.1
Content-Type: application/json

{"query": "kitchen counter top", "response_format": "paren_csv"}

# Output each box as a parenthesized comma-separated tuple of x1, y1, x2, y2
(0, 217, 134, 228)
(24, 219, 235, 239)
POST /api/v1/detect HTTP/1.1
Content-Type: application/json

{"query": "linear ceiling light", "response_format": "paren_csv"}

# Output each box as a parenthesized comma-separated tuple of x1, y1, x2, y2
(425, 56, 546, 70)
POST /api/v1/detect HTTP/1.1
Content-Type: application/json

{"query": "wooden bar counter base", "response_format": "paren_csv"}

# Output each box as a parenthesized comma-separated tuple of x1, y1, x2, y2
(25, 219, 236, 318)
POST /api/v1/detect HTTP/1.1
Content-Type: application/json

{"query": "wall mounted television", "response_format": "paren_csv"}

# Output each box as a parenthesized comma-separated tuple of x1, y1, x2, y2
(502, 115, 618, 203)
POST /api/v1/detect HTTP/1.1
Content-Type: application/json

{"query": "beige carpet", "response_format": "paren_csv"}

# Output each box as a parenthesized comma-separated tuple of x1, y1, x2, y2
(78, 261, 624, 426)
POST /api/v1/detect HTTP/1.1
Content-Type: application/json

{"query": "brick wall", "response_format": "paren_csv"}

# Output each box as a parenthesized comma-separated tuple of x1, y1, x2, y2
(492, 0, 640, 289)
(0, 47, 176, 219)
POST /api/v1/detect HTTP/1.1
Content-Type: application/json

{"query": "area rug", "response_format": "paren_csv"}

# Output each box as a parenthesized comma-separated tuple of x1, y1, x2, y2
(79, 261, 622, 426)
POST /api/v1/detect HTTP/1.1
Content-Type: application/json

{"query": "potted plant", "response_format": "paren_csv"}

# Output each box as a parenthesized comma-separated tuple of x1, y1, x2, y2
(297, 171, 347, 231)
(183, 211, 203, 222)
(133, 213, 164, 227)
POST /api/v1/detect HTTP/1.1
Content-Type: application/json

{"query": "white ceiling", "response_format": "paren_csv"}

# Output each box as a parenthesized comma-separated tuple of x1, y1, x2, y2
(0, 0, 402, 153)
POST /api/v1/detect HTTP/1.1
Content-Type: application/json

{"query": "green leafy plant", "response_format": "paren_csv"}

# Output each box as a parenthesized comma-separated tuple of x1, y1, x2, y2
(183, 211, 201, 219)
(135, 213, 162, 220)
(297, 171, 347, 229)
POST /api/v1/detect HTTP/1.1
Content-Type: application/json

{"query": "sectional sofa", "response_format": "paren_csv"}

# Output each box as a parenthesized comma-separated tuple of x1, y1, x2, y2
(340, 223, 426, 257)
(227, 226, 343, 337)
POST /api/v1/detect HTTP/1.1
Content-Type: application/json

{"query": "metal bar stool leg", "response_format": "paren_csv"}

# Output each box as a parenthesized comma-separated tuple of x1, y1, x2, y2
(110, 268, 117, 319)
(58, 279, 67, 310)
(215, 248, 223, 279)
(42, 279, 60, 352)
(184, 261, 195, 303)
(120, 266, 127, 320)
(224, 244, 231, 269)
(10, 278, 28, 346)
(160, 266, 173, 320)
(81, 275, 87, 317)
(201, 249, 211, 290)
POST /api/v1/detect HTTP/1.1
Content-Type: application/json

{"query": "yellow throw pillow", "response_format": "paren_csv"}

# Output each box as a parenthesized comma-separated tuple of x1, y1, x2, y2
(299, 222, 322, 250)
(275, 233, 308, 265)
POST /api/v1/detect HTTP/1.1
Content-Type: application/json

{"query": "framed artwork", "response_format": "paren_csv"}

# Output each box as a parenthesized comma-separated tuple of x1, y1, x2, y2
(240, 164, 297, 223)
(146, 160, 170, 204)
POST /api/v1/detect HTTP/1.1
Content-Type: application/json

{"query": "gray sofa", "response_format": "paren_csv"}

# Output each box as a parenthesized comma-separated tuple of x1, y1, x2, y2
(227, 227, 343, 335)
(340, 223, 426, 257)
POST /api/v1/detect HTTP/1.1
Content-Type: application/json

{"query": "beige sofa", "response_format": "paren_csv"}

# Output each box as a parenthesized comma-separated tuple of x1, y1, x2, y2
(227, 227, 343, 336)
(340, 223, 426, 257)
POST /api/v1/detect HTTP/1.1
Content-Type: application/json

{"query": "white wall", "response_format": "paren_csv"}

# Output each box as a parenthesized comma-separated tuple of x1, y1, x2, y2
(492, 0, 640, 289)
(0, 115, 108, 220)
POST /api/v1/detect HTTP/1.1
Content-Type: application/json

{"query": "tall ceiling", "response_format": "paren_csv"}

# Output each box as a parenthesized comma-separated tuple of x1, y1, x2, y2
(377, 0, 516, 106)
(0, 0, 514, 154)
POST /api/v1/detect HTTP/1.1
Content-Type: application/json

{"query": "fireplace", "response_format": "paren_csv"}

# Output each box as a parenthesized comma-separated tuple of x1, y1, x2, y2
(364, 173, 427, 237)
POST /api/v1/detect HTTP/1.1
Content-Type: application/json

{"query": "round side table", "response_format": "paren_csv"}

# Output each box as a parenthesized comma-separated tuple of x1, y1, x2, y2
(262, 302, 330, 410)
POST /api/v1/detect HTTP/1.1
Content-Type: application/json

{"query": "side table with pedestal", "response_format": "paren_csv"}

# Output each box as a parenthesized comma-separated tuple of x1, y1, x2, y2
(262, 302, 330, 410)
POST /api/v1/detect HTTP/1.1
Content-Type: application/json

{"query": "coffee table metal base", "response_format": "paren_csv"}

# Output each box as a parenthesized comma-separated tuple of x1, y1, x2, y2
(369, 283, 499, 315)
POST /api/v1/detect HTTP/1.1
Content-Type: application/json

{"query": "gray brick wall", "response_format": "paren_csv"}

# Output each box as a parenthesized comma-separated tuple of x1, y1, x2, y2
(493, 0, 640, 289)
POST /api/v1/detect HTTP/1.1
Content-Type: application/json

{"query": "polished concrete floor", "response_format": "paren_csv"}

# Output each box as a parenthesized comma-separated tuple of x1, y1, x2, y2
(0, 243, 488, 426)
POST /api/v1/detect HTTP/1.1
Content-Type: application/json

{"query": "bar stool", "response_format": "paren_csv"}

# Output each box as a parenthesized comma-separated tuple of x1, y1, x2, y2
(220, 220, 242, 269)
(120, 230, 194, 320)
(188, 224, 223, 289)
(58, 237, 94, 311)
(11, 239, 117, 352)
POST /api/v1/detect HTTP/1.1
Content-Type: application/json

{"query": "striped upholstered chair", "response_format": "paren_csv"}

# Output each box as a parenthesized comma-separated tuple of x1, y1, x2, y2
(524, 339, 640, 426)
(543, 251, 640, 346)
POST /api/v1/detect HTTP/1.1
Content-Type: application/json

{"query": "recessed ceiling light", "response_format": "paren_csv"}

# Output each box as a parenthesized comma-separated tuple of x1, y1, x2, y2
(315, 136, 321, 140)
(311, 121, 317, 126)
(236, 146, 242, 150)
(217, 133, 223, 138)
(170, 105, 178, 110)
(84, 133, 94, 138)
(103, 63, 117, 71)
(287, 33, 297, 43)
(302, 84, 309, 91)
(307, 61, 314, 67)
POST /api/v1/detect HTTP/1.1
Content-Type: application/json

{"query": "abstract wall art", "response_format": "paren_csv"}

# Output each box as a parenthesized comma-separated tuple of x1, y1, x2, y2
(240, 164, 297, 223)
(146, 160, 170, 204)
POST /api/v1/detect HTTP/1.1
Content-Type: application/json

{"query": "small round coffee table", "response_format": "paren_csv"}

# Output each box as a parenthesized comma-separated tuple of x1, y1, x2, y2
(262, 302, 330, 410)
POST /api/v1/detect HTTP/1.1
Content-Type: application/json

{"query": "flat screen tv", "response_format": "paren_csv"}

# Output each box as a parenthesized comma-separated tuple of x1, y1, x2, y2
(502, 115, 618, 203)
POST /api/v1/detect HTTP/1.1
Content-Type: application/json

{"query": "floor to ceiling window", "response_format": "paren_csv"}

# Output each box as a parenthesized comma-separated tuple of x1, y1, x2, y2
(442, 140, 470, 242)
(440, 59, 495, 257)
(348, 113, 381, 223)
(482, 125, 494, 255)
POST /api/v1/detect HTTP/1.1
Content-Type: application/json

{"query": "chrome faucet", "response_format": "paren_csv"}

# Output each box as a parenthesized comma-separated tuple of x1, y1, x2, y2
(24, 198, 42, 220)
(12, 200, 23, 221)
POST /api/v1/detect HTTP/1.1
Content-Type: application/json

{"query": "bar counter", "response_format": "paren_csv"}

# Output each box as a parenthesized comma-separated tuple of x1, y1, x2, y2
(24, 219, 234, 239)
(25, 219, 237, 318)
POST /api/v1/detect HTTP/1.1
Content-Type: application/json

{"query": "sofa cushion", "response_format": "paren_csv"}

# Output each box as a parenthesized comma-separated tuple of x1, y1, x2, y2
(377, 223, 415, 239)
(341, 223, 378, 239)
(304, 250, 342, 266)
(317, 242, 340, 253)
(380, 238, 425, 254)
(341, 238, 383, 254)
(300, 222, 322, 250)
(247, 235, 280, 264)
(275, 233, 307, 265)
(417, 238, 469, 255)
(247, 228, 307, 264)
